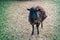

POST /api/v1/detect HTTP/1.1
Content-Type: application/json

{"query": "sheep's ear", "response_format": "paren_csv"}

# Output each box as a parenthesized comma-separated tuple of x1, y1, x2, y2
(27, 9, 30, 11)
(37, 9, 40, 11)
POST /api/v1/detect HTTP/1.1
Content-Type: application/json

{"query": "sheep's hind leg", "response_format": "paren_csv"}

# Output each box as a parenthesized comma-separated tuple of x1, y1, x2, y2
(41, 22, 43, 28)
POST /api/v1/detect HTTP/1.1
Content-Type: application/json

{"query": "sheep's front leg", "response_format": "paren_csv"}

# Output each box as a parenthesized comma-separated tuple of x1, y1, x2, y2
(31, 25, 34, 36)
(36, 23, 39, 35)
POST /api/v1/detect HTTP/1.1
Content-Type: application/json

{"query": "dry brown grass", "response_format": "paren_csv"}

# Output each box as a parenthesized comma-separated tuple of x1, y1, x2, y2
(6, 1, 57, 40)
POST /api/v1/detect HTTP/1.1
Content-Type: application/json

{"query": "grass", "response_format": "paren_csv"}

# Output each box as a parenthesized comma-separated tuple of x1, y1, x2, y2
(0, 0, 60, 40)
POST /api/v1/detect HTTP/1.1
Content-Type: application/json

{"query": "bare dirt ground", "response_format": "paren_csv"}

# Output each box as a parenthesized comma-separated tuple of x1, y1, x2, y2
(6, 1, 57, 40)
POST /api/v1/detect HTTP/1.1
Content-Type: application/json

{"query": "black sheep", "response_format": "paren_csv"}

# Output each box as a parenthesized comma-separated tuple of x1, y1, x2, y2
(27, 6, 47, 35)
